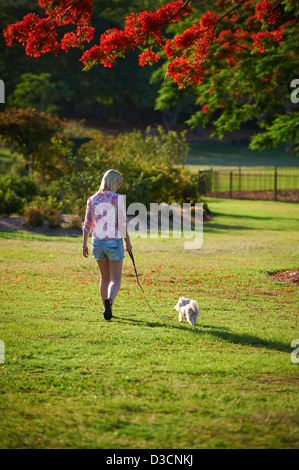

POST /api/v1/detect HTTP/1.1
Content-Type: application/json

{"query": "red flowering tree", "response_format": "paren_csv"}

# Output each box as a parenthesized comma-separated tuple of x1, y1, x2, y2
(3, 0, 299, 152)
(181, 0, 299, 154)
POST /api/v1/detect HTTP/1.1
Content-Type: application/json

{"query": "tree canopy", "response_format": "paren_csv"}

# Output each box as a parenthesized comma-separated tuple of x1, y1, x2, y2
(0, 107, 71, 178)
(2, 0, 299, 153)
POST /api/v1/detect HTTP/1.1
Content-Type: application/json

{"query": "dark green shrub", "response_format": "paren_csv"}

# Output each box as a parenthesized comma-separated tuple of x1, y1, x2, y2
(68, 215, 83, 229)
(0, 175, 39, 215)
(0, 175, 38, 200)
(3, 189, 23, 215)
(198, 170, 212, 194)
(33, 127, 206, 216)
(24, 196, 62, 228)
(47, 210, 62, 228)
(24, 207, 44, 227)
(0, 190, 6, 215)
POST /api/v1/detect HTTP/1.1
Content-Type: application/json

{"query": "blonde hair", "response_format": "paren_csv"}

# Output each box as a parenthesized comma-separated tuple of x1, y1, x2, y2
(99, 169, 123, 192)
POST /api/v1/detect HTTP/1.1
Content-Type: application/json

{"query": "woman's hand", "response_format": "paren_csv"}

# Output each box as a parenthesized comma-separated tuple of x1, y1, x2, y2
(82, 246, 89, 258)
(126, 240, 132, 253)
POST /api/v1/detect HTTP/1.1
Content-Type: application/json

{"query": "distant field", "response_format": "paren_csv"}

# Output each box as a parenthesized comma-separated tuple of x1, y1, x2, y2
(209, 168, 299, 193)
(186, 142, 299, 171)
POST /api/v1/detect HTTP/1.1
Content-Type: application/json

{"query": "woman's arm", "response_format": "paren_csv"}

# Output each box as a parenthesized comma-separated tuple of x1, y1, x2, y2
(117, 193, 132, 252)
(82, 197, 92, 258)
(82, 229, 89, 258)
(124, 226, 132, 252)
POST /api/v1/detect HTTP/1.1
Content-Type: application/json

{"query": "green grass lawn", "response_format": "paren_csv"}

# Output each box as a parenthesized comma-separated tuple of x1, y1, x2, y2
(185, 143, 299, 194)
(0, 198, 299, 449)
(186, 142, 299, 171)
(207, 168, 299, 193)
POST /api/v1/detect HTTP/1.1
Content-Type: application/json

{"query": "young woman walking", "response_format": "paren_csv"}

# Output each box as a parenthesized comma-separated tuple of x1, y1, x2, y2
(82, 169, 132, 320)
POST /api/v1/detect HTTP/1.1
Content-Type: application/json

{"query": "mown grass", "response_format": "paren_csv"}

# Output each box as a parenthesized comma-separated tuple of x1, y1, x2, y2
(186, 142, 299, 170)
(0, 198, 299, 449)
(206, 168, 299, 193)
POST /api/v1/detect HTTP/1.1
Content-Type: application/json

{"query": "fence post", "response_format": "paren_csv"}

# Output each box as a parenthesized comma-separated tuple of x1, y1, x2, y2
(239, 167, 241, 191)
(198, 169, 212, 194)
(230, 171, 233, 198)
(274, 167, 277, 201)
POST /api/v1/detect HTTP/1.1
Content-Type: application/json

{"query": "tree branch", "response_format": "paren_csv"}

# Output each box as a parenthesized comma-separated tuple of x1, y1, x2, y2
(217, 1, 246, 23)
(168, 0, 191, 24)
(164, 0, 246, 85)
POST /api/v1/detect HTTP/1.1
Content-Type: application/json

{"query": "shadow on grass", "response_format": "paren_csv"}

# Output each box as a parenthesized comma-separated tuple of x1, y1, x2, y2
(116, 316, 290, 354)
(203, 211, 298, 233)
(203, 222, 255, 233)
(200, 325, 290, 353)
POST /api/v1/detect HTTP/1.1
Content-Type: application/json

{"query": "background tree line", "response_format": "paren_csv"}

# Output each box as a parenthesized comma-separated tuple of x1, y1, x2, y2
(0, 0, 297, 224)
(0, 1, 206, 222)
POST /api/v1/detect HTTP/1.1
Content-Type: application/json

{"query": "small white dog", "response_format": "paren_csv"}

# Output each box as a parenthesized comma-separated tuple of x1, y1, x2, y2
(174, 297, 200, 326)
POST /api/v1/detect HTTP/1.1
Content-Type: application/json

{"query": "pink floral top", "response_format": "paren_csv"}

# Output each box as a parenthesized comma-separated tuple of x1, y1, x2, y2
(83, 190, 127, 240)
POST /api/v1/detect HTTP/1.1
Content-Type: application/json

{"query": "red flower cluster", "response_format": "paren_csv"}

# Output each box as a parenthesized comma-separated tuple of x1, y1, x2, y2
(201, 104, 210, 114)
(168, 58, 204, 88)
(255, 1, 280, 25)
(61, 19, 94, 52)
(138, 50, 160, 67)
(3, 0, 290, 89)
(81, 0, 191, 69)
(3, 0, 94, 57)
(165, 12, 218, 87)
(216, 28, 250, 61)
(166, 24, 203, 54)
(38, 0, 93, 24)
(3, 13, 60, 57)
(251, 30, 283, 52)
(200, 11, 219, 30)
(82, 28, 131, 68)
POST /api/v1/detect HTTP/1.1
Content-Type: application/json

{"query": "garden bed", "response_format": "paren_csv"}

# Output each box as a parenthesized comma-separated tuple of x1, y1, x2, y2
(270, 269, 299, 286)
(0, 215, 82, 237)
(0, 208, 213, 237)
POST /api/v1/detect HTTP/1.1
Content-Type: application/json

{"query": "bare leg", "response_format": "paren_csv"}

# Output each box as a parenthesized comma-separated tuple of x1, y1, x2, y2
(107, 259, 123, 303)
(96, 258, 110, 308)
(96, 258, 123, 308)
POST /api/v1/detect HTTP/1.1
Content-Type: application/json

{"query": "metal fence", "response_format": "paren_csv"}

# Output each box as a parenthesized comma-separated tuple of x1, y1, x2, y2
(198, 167, 299, 201)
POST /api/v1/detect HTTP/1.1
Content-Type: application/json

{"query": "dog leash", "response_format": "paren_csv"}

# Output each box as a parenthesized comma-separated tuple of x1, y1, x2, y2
(128, 250, 177, 322)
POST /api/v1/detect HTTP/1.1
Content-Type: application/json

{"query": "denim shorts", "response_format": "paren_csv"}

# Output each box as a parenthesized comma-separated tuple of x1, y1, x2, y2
(91, 238, 125, 261)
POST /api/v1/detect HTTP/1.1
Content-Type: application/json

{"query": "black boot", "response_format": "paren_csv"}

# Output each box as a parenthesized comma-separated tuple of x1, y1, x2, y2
(103, 298, 113, 320)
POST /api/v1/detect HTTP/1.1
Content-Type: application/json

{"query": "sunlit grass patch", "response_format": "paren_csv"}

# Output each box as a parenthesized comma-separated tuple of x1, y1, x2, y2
(0, 198, 298, 448)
